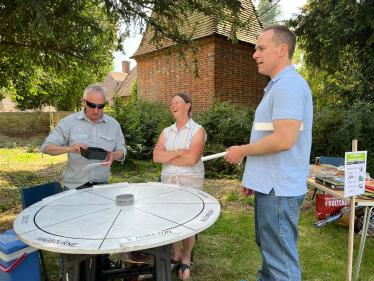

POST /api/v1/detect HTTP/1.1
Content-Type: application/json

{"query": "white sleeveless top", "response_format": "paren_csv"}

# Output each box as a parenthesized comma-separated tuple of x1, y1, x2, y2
(161, 118, 206, 190)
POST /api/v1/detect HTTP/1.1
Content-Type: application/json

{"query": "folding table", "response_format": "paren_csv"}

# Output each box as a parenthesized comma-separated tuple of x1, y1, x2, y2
(307, 178, 374, 281)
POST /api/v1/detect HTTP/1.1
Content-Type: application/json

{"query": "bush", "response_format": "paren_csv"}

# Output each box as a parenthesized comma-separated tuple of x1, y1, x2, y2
(108, 100, 255, 179)
(312, 102, 374, 175)
(109, 98, 374, 179)
(108, 98, 174, 162)
(195, 101, 256, 179)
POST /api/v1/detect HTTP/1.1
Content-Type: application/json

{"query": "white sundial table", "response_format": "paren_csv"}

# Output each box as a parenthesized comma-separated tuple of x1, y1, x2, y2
(13, 182, 220, 280)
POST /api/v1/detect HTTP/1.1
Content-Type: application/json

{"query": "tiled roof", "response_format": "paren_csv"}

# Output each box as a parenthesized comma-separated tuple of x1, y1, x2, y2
(117, 66, 137, 97)
(109, 71, 128, 82)
(132, 0, 262, 58)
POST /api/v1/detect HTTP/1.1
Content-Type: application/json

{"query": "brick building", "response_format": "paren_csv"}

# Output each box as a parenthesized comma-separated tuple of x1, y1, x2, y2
(116, 66, 137, 104)
(131, 0, 268, 113)
(97, 61, 130, 106)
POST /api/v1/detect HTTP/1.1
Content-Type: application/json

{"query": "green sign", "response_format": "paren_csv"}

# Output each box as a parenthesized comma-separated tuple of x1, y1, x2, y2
(346, 153, 366, 162)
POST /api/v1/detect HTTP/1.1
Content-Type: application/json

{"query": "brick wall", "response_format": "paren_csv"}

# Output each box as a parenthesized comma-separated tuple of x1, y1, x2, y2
(51, 112, 75, 127)
(136, 35, 268, 114)
(0, 112, 73, 137)
(214, 36, 268, 106)
(136, 36, 216, 114)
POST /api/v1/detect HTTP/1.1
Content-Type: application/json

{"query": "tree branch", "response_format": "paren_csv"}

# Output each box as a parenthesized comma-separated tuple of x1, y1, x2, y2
(0, 41, 85, 60)
(258, 0, 282, 18)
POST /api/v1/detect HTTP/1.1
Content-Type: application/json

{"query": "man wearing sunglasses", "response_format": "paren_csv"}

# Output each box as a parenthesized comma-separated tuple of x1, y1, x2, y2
(41, 84, 126, 277)
(41, 84, 126, 188)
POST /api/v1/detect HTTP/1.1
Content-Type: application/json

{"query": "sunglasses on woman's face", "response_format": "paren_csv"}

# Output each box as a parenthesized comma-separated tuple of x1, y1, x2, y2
(84, 99, 105, 109)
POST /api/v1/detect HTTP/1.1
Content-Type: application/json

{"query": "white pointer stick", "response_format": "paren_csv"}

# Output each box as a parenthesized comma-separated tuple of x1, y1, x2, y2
(201, 152, 227, 162)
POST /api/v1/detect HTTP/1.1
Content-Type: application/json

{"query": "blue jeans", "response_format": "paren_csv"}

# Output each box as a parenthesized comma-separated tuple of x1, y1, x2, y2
(59, 181, 109, 277)
(254, 189, 305, 281)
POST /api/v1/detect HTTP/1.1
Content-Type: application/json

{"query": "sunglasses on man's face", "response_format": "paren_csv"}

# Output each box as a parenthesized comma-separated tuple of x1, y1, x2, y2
(85, 99, 105, 109)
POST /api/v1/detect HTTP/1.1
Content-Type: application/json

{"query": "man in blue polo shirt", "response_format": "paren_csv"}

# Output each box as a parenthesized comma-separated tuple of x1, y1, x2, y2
(224, 24, 313, 281)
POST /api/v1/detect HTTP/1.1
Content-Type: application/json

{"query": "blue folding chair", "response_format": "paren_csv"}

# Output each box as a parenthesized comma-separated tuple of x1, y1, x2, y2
(21, 181, 63, 281)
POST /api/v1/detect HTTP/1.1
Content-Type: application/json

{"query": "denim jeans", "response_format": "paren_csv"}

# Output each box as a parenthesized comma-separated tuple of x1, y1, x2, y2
(255, 189, 305, 281)
(59, 181, 109, 277)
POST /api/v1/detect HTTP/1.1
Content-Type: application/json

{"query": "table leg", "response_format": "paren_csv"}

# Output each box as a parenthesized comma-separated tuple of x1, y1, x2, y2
(61, 253, 101, 281)
(347, 196, 356, 281)
(130, 264, 139, 281)
(141, 244, 172, 281)
(354, 206, 374, 281)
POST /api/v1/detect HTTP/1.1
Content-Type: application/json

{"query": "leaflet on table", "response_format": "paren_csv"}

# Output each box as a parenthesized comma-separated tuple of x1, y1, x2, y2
(82, 162, 110, 170)
(344, 151, 367, 197)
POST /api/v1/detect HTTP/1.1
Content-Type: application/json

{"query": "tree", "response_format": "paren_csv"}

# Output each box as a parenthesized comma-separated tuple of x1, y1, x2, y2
(288, 0, 374, 105)
(1, 0, 256, 108)
(131, 76, 138, 102)
(1, 0, 120, 109)
(256, 0, 283, 27)
(9, 63, 113, 111)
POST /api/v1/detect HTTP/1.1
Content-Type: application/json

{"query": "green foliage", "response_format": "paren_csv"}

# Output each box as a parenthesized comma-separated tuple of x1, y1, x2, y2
(26, 146, 37, 153)
(110, 159, 160, 183)
(312, 103, 374, 175)
(1, 0, 258, 108)
(226, 189, 240, 201)
(288, 0, 374, 105)
(256, 0, 283, 27)
(1, 0, 120, 110)
(131, 76, 138, 102)
(109, 98, 374, 180)
(293, 47, 343, 110)
(108, 100, 254, 179)
(240, 194, 255, 206)
(195, 101, 255, 179)
(108, 99, 174, 162)
(195, 101, 255, 148)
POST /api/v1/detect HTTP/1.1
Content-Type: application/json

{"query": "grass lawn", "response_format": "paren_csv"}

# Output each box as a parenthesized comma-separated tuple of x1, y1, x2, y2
(1, 146, 374, 281)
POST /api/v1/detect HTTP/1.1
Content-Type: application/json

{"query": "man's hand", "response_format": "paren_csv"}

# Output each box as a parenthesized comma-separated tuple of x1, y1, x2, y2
(241, 185, 254, 197)
(224, 146, 245, 164)
(102, 150, 114, 166)
(68, 143, 88, 153)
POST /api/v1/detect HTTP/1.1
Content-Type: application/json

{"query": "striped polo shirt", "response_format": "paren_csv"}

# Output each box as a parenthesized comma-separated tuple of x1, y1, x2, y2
(161, 118, 206, 179)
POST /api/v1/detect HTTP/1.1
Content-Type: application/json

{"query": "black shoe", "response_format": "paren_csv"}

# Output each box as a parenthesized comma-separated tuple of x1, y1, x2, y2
(102, 258, 116, 270)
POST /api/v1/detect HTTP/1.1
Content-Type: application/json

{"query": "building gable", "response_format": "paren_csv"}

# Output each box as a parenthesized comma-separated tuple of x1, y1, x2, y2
(132, 0, 262, 58)
(117, 66, 137, 99)
(131, 0, 267, 113)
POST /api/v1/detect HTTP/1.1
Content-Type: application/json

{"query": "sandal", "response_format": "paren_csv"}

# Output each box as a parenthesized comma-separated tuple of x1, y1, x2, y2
(170, 258, 181, 271)
(178, 263, 191, 280)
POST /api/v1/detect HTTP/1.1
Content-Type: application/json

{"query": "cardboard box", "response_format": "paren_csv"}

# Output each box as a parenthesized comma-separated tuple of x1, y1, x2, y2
(313, 164, 339, 174)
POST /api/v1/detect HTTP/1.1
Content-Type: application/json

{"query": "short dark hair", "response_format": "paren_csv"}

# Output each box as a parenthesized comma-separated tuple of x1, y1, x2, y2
(262, 24, 296, 59)
(173, 93, 192, 117)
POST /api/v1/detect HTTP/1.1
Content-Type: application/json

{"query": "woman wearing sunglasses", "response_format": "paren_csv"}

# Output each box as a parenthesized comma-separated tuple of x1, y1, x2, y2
(153, 93, 206, 280)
